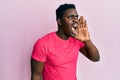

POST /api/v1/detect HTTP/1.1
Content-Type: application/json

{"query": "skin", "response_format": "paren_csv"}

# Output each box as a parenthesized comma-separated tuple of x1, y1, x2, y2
(31, 8, 100, 80)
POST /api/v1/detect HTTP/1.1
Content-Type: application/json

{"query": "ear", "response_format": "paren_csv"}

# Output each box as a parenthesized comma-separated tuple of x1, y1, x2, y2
(57, 18, 62, 25)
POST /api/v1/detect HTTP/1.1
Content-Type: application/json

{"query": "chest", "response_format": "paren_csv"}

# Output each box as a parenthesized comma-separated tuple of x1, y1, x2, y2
(46, 42, 80, 66)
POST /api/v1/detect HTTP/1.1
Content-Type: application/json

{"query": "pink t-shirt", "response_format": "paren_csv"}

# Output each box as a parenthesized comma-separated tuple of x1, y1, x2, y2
(32, 32, 84, 80)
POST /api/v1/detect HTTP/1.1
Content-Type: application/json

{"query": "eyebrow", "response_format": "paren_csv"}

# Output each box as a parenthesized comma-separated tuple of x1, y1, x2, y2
(68, 14, 79, 18)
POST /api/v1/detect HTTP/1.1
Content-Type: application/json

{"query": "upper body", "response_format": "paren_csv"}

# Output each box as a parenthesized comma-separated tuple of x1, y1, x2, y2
(31, 3, 100, 80)
(32, 32, 84, 80)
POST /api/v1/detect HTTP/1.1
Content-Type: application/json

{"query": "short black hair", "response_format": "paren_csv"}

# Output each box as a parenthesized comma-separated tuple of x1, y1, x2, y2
(56, 3, 76, 20)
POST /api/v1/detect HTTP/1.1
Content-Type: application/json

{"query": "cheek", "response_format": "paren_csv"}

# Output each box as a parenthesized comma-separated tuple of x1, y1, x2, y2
(63, 26, 71, 35)
(62, 19, 72, 33)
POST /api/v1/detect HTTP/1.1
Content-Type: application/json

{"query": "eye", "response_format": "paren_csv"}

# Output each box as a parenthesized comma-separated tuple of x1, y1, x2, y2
(68, 15, 74, 19)
(68, 15, 78, 19)
(75, 15, 79, 19)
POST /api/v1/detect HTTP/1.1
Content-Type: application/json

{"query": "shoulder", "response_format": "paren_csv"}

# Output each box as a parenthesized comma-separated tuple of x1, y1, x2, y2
(35, 32, 55, 45)
(70, 37, 85, 48)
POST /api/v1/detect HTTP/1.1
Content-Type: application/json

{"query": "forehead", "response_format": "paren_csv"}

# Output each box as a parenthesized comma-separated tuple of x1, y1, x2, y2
(63, 8, 78, 16)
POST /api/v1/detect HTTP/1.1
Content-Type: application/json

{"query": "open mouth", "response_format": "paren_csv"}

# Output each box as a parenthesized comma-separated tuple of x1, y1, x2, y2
(71, 23, 78, 37)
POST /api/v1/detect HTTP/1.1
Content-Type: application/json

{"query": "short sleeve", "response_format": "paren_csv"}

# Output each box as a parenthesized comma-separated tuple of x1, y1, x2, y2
(78, 40, 85, 49)
(31, 39, 47, 62)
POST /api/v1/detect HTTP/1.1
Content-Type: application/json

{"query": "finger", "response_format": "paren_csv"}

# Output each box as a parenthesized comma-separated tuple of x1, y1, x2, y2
(80, 16, 84, 24)
(78, 19, 83, 28)
(83, 20, 86, 28)
(80, 16, 84, 21)
(79, 16, 84, 28)
(84, 20, 88, 30)
(84, 20, 90, 33)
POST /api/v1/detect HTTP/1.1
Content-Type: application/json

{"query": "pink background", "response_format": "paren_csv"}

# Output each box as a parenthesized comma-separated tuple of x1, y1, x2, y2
(0, 0, 120, 80)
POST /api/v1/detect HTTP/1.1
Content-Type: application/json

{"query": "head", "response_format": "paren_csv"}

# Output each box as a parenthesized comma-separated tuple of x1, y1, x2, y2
(56, 4, 79, 37)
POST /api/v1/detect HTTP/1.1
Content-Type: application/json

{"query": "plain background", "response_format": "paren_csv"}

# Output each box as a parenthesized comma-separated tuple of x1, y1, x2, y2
(0, 0, 120, 80)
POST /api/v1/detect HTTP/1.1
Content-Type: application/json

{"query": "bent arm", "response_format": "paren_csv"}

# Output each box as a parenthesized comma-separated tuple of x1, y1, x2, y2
(80, 39, 100, 62)
(31, 58, 44, 80)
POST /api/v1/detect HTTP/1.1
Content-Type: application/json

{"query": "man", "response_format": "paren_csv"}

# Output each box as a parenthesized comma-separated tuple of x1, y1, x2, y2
(31, 3, 100, 80)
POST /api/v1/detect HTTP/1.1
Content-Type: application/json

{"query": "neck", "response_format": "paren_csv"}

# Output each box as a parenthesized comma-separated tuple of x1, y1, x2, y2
(56, 30, 69, 40)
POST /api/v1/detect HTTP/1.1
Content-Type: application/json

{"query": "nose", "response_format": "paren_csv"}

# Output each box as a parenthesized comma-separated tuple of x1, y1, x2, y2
(73, 18, 78, 23)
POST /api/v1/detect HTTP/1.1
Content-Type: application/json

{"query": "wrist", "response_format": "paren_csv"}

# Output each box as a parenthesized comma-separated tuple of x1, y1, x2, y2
(83, 39, 91, 43)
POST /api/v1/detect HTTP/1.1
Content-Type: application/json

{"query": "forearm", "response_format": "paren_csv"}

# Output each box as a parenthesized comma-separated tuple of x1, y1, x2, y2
(83, 39, 100, 61)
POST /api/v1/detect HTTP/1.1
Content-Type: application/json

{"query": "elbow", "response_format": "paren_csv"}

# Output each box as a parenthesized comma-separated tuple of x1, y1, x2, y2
(90, 55, 100, 62)
(90, 50, 100, 62)
(31, 73, 41, 80)
(91, 58, 100, 62)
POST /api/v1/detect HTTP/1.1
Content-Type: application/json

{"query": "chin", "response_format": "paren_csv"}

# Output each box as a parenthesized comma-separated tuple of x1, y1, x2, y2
(70, 33, 75, 37)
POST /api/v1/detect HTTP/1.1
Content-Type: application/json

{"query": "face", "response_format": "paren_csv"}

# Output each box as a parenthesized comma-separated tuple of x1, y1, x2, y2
(58, 8, 79, 37)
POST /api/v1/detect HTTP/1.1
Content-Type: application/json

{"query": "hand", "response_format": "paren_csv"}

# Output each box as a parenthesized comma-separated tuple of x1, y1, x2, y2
(72, 16, 90, 41)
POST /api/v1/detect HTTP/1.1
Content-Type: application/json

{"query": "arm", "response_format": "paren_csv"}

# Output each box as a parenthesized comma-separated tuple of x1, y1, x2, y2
(31, 58, 44, 80)
(80, 40, 100, 62)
